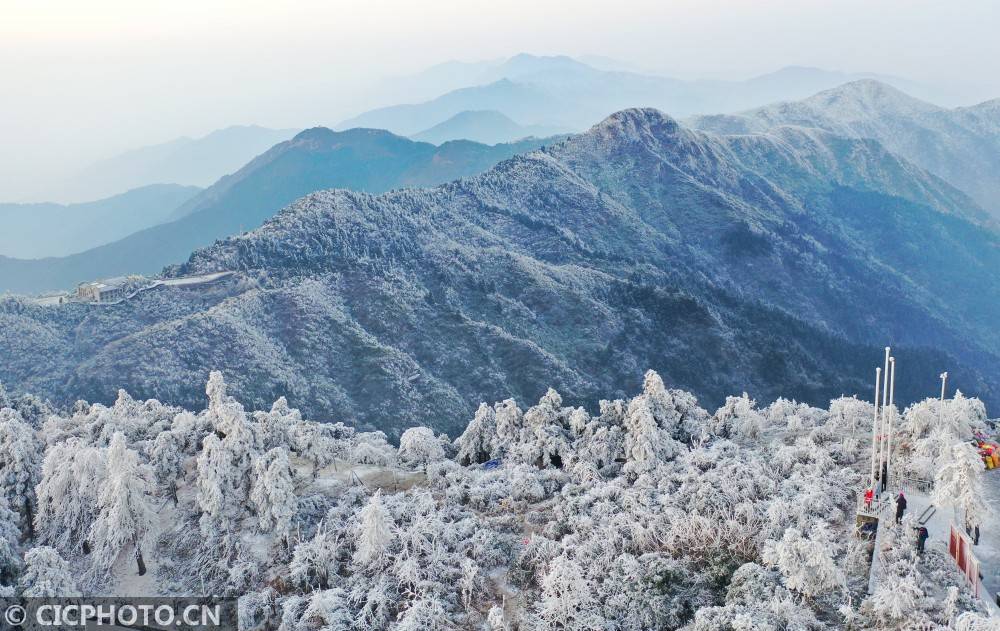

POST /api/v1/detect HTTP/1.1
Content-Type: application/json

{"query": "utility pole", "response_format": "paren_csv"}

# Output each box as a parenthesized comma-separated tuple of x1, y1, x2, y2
(940, 372, 948, 401)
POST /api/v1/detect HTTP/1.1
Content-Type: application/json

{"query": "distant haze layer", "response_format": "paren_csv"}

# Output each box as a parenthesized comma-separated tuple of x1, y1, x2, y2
(1, 0, 998, 201)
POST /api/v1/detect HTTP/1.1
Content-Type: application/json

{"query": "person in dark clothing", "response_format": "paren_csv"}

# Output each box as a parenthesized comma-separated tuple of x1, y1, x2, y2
(974, 524, 980, 545)
(895, 492, 907, 524)
(881, 462, 888, 491)
(916, 526, 929, 553)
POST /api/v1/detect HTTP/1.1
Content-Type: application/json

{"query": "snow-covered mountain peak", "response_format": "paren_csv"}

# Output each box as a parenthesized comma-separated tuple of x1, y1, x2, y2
(965, 97, 1000, 115)
(801, 79, 941, 120)
(290, 126, 401, 148)
(585, 108, 683, 144)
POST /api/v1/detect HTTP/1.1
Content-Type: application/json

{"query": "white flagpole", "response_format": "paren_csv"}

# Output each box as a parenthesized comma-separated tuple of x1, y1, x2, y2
(869, 366, 882, 492)
(878, 347, 890, 491)
(885, 357, 896, 490)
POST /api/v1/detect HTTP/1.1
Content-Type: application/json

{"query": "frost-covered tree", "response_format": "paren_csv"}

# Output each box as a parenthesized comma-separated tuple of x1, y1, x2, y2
(238, 589, 278, 631)
(250, 447, 297, 542)
(459, 557, 483, 612)
(398, 426, 446, 469)
(18, 546, 80, 597)
(300, 588, 354, 630)
(492, 399, 524, 457)
(761, 525, 844, 598)
(89, 432, 155, 574)
(396, 596, 451, 630)
(932, 441, 990, 528)
(196, 374, 259, 532)
(622, 396, 676, 477)
(538, 555, 602, 630)
(902, 394, 988, 449)
(351, 431, 398, 467)
(353, 574, 396, 631)
(33, 439, 106, 554)
(909, 424, 955, 480)
(289, 524, 340, 589)
(455, 404, 496, 465)
(3, 392, 52, 429)
(0, 410, 43, 534)
(955, 612, 1000, 631)
(354, 490, 393, 570)
(711, 393, 764, 441)
(196, 433, 229, 524)
(285, 418, 350, 476)
(864, 572, 923, 629)
(149, 429, 185, 504)
(597, 553, 711, 630)
(621, 371, 710, 477)
(0, 496, 21, 585)
(826, 396, 874, 435)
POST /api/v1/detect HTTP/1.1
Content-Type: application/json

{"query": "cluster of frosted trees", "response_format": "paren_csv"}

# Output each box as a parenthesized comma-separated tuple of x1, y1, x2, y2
(0, 372, 994, 630)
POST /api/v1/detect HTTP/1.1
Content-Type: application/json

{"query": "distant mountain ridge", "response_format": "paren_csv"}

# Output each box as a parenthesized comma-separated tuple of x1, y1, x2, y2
(0, 128, 557, 294)
(2, 108, 996, 438)
(341, 54, 933, 141)
(0, 184, 200, 259)
(411, 110, 570, 145)
(55, 126, 299, 205)
(688, 80, 1000, 219)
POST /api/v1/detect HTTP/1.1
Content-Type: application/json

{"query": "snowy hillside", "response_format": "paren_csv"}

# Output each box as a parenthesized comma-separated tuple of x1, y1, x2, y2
(2, 108, 999, 438)
(689, 80, 1000, 219)
(0, 371, 995, 629)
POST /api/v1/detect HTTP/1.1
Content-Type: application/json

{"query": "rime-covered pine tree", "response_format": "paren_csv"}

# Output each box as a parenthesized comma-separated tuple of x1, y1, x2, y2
(250, 447, 297, 542)
(33, 439, 106, 554)
(0, 410, 42, 535)
(354, 490, 393, 571)
(455, 403, 496, 465)
(88, 432, 155, 574)
(18, 546, 80, 597)
(932, 441, 990, 528)
(0, 495, 21, 586)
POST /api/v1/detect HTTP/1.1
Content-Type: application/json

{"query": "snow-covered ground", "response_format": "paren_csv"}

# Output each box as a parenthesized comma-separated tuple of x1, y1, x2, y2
(897, 481, 1000, 615)
(979, 471, 1000, 604)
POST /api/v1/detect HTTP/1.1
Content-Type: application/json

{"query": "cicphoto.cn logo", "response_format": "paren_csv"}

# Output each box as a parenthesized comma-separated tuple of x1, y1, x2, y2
(0, 598, 237, 630)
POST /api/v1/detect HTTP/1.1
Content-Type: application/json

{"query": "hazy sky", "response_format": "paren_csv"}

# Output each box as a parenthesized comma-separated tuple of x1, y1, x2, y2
(2, 0, 999, 201)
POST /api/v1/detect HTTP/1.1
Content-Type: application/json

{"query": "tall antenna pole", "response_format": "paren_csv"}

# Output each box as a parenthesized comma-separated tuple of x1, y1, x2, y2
(885, 357, 896, 490)
(940, 372, 948, 401)
(869, 366, 882, 491)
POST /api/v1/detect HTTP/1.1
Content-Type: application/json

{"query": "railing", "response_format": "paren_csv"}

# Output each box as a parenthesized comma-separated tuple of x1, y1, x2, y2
(899, 476, 934, 494)
(856, 489, 892, 519)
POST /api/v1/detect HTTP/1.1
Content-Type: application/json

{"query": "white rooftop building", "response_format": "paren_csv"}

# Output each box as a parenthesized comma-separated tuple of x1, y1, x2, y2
(75, 276, 130, 303)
